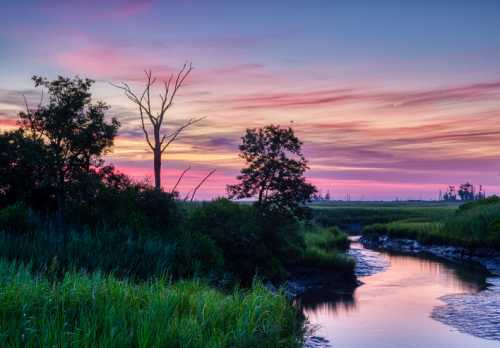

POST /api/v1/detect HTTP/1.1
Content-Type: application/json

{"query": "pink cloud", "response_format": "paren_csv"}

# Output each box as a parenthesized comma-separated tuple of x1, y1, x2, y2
(56, 43, 277, 88)
(203, 80, 500, 110)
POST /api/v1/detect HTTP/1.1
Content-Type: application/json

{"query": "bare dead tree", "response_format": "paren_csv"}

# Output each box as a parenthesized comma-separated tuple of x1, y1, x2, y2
(112, 62, 204, 190)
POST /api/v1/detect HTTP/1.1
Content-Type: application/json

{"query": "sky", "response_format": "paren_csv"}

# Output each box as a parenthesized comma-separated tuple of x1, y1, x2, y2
(1, 0, 500, 200)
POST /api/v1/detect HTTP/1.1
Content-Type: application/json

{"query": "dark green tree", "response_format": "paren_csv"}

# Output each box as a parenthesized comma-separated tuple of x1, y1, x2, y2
(0, 129, 50, 209)
(19, 76, 120, 229)
(227, 124, 317, 217)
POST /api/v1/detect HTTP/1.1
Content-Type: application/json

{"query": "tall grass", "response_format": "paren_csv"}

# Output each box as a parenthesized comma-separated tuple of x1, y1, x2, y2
(304, 226, 350, 251)
(300, 227, 354, 273)
(363, 221, 444, 244)
(0, 228, 224, 282)
(0, 261, 303, 348)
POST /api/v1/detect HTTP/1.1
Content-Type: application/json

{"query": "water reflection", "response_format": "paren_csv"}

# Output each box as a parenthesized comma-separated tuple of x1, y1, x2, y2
(301, 243, 498, 348)
(295, 288, 356, 316)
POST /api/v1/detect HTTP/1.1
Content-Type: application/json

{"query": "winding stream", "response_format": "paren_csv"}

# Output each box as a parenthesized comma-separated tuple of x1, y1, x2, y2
(299, 238, 500, 348)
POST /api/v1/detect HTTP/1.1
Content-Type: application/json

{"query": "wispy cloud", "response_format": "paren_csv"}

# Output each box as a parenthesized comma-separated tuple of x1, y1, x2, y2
(201, 80, 500, 111)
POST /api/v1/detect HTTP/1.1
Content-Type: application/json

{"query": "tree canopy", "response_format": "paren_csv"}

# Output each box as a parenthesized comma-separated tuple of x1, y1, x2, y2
(18, 76, 120, 226)
(227, 124, 317, 217)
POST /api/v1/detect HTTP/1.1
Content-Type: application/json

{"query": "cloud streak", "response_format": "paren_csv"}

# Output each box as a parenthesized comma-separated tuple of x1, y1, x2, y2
(200, 80, 500, 111)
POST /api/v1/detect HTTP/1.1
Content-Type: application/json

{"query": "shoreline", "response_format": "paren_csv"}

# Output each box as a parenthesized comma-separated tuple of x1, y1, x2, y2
(359, 234, 500, 276)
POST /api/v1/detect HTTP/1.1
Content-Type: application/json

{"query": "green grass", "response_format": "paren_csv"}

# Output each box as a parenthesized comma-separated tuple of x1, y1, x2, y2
(363, 221, 445, 244)
(362, 198, 500, 250)
(0, 261, 303, 348)
(300, 227, 354, 273)
(310, 201, 458, 229)
(304, 226, 350, 251)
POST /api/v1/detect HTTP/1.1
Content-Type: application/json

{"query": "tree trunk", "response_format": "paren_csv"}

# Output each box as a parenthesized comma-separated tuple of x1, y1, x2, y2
(153, 126, 162, 190)
(154, 147, 161, 190)
(56, 174, 65, 234)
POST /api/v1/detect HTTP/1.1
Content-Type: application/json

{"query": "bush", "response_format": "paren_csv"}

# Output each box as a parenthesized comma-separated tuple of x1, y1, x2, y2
(189, 199, 304, 283)
(0, 202, 38, 234)
(68, 181, 182, 237)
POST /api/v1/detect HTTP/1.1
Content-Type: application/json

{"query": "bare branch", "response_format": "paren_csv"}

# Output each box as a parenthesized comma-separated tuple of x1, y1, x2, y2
(170, 165, 191, 194)
(160, 116, 206, 153)
(168, 62, 193, 109)
(190, 169, 216, 201)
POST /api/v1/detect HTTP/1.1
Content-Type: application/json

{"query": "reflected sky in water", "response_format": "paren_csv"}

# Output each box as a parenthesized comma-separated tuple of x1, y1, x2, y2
(300, 243, 499, 348)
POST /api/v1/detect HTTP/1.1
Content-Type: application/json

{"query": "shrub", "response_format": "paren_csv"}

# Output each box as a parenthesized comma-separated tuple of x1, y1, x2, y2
(0, 202, 38, 234)
(189, 199, 304, 282)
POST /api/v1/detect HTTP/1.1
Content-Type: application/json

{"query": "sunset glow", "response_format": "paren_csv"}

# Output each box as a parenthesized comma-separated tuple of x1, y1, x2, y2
(2, 0, 500, 199)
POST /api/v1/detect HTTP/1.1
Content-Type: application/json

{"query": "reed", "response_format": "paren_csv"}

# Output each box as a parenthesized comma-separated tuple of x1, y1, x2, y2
(0, 261, 303, 348)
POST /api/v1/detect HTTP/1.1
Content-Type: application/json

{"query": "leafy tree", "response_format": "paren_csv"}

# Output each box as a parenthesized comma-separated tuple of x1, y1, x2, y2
(227, 125, 317, 217)
(19, 76, 120, 229)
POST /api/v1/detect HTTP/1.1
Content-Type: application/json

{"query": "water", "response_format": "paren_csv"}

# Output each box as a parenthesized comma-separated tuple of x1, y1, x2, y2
(299, 239, 500, 348)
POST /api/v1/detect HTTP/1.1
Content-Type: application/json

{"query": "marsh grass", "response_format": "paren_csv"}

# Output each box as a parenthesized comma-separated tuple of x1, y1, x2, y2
(0, 261, 303, 348)
(311, 202, 458, 228)
(362, 199, 500, 250)
(300, 227, 354, 272)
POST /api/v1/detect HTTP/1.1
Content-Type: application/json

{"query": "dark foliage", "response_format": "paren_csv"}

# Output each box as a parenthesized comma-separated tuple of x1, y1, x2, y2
(189, 198, 304, 283)
(0, 130, 52, 210)
(18, 76, 120, 227)
(227, 125, 317, 218)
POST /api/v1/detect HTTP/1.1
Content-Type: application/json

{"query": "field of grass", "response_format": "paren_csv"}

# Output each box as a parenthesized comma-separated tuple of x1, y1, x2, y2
(310, 201, 459, 231)
(362, 197, 500, 250)
(0, 261, 303, 348)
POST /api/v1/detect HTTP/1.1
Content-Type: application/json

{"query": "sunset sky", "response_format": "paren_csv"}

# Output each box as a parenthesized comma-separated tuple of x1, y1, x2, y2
(1, 0, 500, 200)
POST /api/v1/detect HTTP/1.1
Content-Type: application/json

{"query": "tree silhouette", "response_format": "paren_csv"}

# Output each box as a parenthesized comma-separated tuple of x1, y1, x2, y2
(227, 125, 317, 217)
(19, 76, 119, 229)
(0, 129, 49, 209)
(458, 182, 475, 201)
(113, 63, 204, 190)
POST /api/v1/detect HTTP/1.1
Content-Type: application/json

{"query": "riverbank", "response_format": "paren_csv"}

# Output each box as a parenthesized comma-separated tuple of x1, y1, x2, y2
(361, 197, 500, 251)
(284, 227, 359, 298)
(360, 234, 500, 276)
